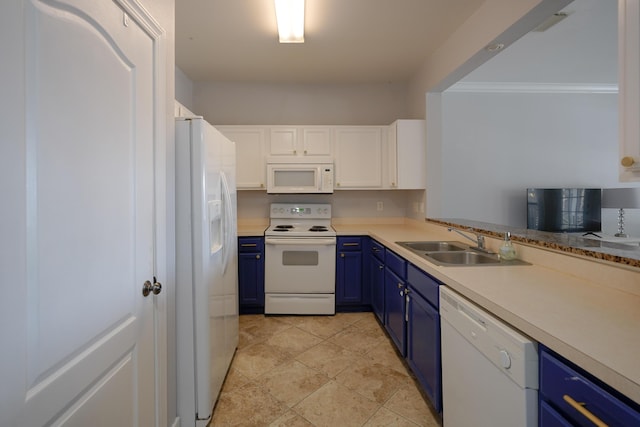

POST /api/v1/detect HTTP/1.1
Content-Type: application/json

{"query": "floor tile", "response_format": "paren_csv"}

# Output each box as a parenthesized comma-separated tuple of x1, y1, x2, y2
(295, 342, 362, 378)
(268, 410, 314, 427)
(383, 386, 438, 427)
(334, 357, 409, 404)
(363, 407, 420, 427)
(213, 314, 440, 427)
(327, 325, 387, 355)
(231, 341, 292, 380)
(292, 380, 379, 427)
(211, 383, 288, 426)
(257, 360, 329, 407)
(265, 326, 324, 356)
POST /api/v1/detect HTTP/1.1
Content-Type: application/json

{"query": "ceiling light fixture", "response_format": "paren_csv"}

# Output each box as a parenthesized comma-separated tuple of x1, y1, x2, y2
(274, 0, 305, 43)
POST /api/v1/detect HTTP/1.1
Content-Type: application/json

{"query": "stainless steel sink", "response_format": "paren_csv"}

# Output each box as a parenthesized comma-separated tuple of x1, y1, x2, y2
(425, 251, 501, 265)
(395, 240, 530, 266)
(396, 241, 468, 252)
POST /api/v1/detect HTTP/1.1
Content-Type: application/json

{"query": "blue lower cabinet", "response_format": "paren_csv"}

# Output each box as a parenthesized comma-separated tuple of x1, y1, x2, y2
(406, 285, 441, 413)
(384, 267, 405, 354)
(406, 263, 442, 414)
(238, 237, 264, 314)
(369, 239, 386, 323)
(336, 237, 369, 311)
(540, 346, 640, 427)
(384, 258, 406, 355)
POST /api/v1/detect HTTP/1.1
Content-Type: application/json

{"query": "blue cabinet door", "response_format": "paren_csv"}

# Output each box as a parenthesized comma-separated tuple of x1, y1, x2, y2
(407, 288, 441, 413)
(336, 250, 363, 303)
(336, 237, 369, 311)
(368, 239, 385, 323)
(238, 237, 264, 313)
(384, 267, 406, 356)
(369, 253, 385, 323)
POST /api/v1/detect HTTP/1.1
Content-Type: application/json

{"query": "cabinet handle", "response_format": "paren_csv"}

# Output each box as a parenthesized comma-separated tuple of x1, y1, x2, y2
(336, 182, 340, 187)
(241, 243, 257, 247)
(342, 243, 359, 247)
(397, 283, 403, 289)
(293, 150, 297, 154)
(304, 150, 307, 154)
(378, 265, 383, 270)
(562, 395, 609, 427)
(340, 253, 345, 258)
(256, 254, 261, 259)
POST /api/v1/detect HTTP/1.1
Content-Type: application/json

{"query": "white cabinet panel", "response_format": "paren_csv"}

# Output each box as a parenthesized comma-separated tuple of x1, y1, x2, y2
(619, 0, 640, 181)
(218, 126, 266, 189)
(388, 120, 426, 189)
(334, 127, 384, 189)
(268, 126, 332, 157)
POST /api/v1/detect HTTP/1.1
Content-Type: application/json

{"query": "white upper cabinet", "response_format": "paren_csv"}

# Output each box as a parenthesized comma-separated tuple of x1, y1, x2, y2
(269, 126, 332, 157)
(334, 126, 385, 189)
(217, 126, 266, 189)
(619, 0, 640, 181)
(387, 120, 426, 189)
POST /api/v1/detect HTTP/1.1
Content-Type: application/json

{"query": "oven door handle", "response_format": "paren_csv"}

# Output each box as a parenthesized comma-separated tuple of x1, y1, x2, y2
(265, 238, 336, 246)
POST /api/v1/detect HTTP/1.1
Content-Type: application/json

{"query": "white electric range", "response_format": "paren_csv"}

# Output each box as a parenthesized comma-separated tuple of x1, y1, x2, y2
(264, 203, 336, 315)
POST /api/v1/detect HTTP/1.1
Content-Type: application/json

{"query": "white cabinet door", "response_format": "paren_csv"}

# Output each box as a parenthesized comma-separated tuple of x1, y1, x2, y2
(619, 0, 640, 181)
(334, 127, 384, 188)
(0, 1, 164, 426)
(218, 126, 267, 189)
(388, 120, 426, 189)
(269, 126, 332, 157)
(302, 127, 332, 156)
(269, 126, 298, 155)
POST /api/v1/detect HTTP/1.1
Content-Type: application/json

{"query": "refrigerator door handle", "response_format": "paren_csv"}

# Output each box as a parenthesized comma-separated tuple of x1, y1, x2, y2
(220, 171, 233, 275)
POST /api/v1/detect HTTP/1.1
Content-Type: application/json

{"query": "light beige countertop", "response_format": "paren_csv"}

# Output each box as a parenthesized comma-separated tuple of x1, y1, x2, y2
(332, 219, 640, 406)
(237, 218, 640, 405)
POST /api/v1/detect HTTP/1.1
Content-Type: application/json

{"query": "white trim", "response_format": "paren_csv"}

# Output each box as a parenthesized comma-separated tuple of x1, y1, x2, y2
(447, 82, 618, 94)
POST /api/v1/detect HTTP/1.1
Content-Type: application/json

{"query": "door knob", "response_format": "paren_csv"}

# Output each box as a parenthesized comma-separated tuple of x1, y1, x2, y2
(142, 279, 162, 297)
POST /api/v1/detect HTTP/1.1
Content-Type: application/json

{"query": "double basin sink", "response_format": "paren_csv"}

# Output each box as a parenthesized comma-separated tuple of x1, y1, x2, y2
(396, 241, 529, 267)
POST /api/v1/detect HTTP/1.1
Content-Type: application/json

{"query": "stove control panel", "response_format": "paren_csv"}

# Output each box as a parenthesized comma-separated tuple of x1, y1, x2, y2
(270, 203, 331, 219)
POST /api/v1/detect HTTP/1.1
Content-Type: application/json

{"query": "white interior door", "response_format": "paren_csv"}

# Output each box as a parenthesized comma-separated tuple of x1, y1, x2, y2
(0, 0, 164, 425)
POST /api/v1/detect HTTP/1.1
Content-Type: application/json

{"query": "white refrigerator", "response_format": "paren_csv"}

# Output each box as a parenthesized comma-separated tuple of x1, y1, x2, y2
(175, 117, 239, 427)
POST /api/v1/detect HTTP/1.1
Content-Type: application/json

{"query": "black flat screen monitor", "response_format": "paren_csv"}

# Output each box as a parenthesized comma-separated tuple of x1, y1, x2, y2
(527, 188, 601, 232)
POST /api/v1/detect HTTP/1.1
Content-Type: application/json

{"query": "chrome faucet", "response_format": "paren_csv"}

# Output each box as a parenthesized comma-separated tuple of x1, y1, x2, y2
(447, 227, 491, 253)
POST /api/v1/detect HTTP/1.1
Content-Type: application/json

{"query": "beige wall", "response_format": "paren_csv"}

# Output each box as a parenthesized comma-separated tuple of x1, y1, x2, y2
(193, 81, 410, 126)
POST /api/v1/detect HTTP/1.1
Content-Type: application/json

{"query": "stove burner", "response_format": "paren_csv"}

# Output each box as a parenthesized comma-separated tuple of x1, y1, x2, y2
(275, 225, 293, 229)
(309, 226, 328, 232)
(272, 228, 289, 232)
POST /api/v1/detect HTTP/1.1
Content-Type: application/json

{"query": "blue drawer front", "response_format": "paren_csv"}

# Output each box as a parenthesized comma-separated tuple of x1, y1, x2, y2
(238, 237, 263, 253)
(540, 350, 640, 427)
(385, 250, 406, 279)
(540, 400, 573, 427)
(406, 263, 440, 308)
(338, 236, 362, 251)
(370, 239, 385, 261)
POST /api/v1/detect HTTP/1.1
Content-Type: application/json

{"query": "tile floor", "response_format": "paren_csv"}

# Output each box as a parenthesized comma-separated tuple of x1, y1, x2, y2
(210, 312, 441, 427)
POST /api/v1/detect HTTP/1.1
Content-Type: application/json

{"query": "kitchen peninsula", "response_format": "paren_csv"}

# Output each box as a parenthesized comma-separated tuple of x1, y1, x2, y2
(239, 216, 640, 410)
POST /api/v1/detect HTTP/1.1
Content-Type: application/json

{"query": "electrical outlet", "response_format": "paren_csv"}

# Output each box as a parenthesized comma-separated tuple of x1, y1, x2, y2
(376, 201, 384, 211)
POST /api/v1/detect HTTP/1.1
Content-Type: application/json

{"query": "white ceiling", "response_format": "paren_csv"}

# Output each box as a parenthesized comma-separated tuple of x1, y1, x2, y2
(175, 0, 617, 86)
(175, 0, 485, 84)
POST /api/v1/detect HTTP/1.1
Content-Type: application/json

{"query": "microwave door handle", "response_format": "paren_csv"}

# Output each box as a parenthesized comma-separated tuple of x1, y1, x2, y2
(265, 238, 336, 246)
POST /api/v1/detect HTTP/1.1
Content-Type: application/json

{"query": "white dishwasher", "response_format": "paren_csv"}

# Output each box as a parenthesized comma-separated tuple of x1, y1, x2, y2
(440, 287, 538, 427)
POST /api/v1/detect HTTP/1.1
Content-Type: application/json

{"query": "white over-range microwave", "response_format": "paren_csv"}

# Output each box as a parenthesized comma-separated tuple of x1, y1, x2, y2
(266, 156, 334, 194)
